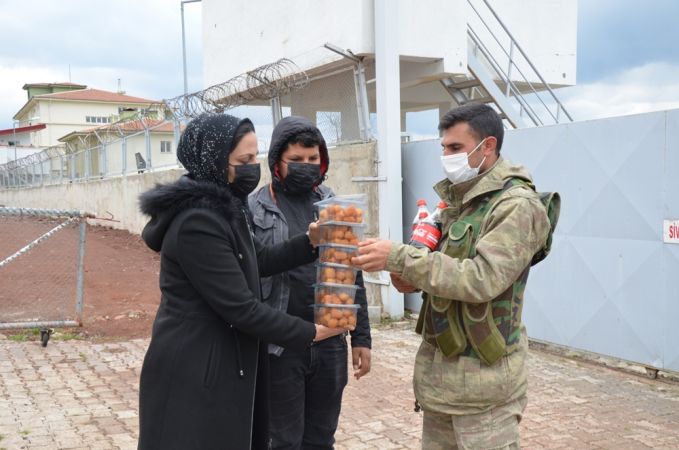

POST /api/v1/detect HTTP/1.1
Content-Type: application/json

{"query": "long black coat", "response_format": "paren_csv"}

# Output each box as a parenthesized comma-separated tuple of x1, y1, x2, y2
(137, 176, 317, 450)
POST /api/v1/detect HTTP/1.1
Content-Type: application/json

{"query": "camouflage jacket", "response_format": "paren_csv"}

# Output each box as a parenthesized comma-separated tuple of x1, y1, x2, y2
(386, 157, 550, 414)
(386, 157, 550, 308)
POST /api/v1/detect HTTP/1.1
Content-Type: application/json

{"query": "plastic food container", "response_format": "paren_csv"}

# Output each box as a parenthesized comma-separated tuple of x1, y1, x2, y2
(316, 262, 359, 285)
(319, 223, 365, 245)
(318, 244, 359, 266)
(313, 304, 360, 329)
(314, 282, 360, 305)
(315, 194, 367, 225)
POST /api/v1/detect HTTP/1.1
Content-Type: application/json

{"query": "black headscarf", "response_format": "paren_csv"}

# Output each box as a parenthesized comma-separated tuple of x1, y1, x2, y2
(177, 113, 254, 186)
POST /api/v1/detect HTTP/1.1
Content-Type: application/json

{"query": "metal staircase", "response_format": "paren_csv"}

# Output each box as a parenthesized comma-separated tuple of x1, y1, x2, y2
(440, 0, 573, 128)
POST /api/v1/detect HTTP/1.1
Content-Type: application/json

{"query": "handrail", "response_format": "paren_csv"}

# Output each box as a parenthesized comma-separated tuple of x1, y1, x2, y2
(466, 0, 573, 124)
(467, 28, 542, 125)
(467, 15, 557, 124)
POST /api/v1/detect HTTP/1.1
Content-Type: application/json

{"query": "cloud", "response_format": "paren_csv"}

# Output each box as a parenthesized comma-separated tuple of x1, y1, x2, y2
(0, 0, 203, 130)
(576, 0, 679, 82)
(560, 62, 679, 121)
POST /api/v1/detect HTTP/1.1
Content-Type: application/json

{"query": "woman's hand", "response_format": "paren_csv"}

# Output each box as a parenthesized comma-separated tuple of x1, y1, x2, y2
(313, 324, 352, 342)
(307, 221, 320, 247)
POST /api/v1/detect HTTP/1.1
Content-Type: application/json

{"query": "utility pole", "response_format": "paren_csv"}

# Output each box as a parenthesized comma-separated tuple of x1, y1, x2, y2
(181, 0, 202, 96)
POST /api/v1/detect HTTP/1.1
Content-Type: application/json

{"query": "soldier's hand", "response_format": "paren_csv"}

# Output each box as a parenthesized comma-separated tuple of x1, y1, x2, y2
(351, 239, 392, 272)
(390, 273, 418, 293)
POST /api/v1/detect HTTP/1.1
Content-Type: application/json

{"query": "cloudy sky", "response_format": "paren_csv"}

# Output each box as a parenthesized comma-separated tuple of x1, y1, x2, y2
(2, 0, 679, 132)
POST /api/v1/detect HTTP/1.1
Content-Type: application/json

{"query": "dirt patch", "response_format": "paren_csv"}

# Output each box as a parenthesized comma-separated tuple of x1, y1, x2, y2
(1, 223, 161, 342)
(79, 225, 161, 340)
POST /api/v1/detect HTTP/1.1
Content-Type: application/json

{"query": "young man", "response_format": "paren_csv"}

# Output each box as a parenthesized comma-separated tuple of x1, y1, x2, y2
(352, 103, 551, 449)
(249, 116, 372, 450)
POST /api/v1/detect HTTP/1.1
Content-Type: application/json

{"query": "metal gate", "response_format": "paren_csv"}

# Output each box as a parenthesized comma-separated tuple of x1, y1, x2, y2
(0, 208, 89, 334)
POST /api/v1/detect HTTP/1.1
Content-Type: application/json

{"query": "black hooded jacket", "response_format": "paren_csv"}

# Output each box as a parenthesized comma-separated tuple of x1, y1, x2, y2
(249, 116, 371, 354)
(267, 115, 329, 183)
(136, 114, 317, 450)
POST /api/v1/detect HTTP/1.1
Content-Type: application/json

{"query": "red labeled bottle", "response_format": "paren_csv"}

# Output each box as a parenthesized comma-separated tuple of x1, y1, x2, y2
(410, 201, 447, 251)
(411, 199, 430, 232)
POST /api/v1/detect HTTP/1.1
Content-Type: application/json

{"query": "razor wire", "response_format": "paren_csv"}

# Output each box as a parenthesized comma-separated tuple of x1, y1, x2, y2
(163, 58, 310, 119)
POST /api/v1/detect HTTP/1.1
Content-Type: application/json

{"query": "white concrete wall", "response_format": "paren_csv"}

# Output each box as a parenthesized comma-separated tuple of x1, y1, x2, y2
(202, 0, 574, 86)
(0, 169, 185, 235)
(0, 142, 379, 235)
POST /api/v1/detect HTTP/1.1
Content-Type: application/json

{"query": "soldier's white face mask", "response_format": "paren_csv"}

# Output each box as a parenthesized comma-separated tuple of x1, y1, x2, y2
(440, 138, 487, 185)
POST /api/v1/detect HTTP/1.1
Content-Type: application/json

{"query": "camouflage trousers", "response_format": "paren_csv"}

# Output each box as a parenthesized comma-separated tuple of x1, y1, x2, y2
(413, 336, 529, 449)
(421, 396, 527, 450)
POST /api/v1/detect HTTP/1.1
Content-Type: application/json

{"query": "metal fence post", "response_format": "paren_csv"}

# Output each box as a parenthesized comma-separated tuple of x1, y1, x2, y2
(353, 61, 372, 141)
(145, 127, 152, 170)
(85, 149, 91, 179)
(75, 220, 86, 325)
(270, 95, 283, 126)
(102, 144, 108, 177)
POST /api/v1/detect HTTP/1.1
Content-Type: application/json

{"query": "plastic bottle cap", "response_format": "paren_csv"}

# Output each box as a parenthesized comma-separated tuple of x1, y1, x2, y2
(437, 201, 447, 208)
(416, 199, 427, 206)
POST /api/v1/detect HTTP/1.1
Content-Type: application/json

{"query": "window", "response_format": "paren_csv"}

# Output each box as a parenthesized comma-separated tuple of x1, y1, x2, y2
(160, 141, 172, 153)
(86, 116, 111, 124)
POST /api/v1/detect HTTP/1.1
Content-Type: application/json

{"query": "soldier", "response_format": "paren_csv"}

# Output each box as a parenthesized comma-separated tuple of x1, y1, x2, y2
(352, 103, 551, 449)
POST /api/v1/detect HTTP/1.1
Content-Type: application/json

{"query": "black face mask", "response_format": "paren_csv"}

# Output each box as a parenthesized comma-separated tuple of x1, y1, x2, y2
(283, 162, 322, 194)
(230, 163, 261, 198)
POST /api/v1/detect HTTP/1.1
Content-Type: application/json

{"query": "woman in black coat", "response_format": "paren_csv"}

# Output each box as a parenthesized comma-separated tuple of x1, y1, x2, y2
(137, 114, 346, 450)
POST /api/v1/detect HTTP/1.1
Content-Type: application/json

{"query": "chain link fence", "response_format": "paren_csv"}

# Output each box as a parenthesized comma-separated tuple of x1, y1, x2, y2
(0, 51, 371, 190)
(0, 117, 182, 189)
(0, 208, 89, 333)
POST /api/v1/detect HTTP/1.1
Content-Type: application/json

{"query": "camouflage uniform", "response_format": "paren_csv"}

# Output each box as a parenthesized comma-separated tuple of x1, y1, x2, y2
(385, 158, 550, 449)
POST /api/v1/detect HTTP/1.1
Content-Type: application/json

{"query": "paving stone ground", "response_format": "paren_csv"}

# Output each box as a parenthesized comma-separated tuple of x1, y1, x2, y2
(1, 324, 678, 450)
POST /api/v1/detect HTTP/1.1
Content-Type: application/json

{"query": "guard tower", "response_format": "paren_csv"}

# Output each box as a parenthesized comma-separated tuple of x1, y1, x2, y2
(200, 0, 578, 317)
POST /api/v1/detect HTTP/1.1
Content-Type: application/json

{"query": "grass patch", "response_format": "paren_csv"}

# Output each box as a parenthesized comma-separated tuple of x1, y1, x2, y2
(8, 334, 28, 342)
(54, 332, 81, 341)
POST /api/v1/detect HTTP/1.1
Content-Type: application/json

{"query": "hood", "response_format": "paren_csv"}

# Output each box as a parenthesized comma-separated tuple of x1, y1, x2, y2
(267, 116, 329, 181)
(139, 175, 239, 252)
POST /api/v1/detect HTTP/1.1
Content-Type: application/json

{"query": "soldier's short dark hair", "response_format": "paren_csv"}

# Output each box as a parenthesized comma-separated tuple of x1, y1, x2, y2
(438, 103, 504, 154)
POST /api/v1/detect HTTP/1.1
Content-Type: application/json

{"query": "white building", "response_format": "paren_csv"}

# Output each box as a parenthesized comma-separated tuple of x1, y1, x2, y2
(13, 82, 162, 147)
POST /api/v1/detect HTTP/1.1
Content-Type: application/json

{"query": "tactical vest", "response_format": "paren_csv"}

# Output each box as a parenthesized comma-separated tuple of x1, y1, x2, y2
(415, 179, 558, 366)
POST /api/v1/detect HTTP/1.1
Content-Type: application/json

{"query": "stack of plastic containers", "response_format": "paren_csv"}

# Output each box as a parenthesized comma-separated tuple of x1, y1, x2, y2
(313, 194, 366, 329)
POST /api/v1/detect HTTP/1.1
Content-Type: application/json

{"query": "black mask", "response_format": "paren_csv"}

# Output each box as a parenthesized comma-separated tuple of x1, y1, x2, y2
(283, 162, 321, 194)
(230, 163, 261, 198)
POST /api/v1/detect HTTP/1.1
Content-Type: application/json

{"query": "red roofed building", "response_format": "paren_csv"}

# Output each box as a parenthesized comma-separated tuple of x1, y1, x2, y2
(13, 82, 164, 147)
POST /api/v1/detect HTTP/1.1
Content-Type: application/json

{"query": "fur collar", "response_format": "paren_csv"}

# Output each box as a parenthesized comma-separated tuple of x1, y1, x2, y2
(139, 175, 241, 251)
